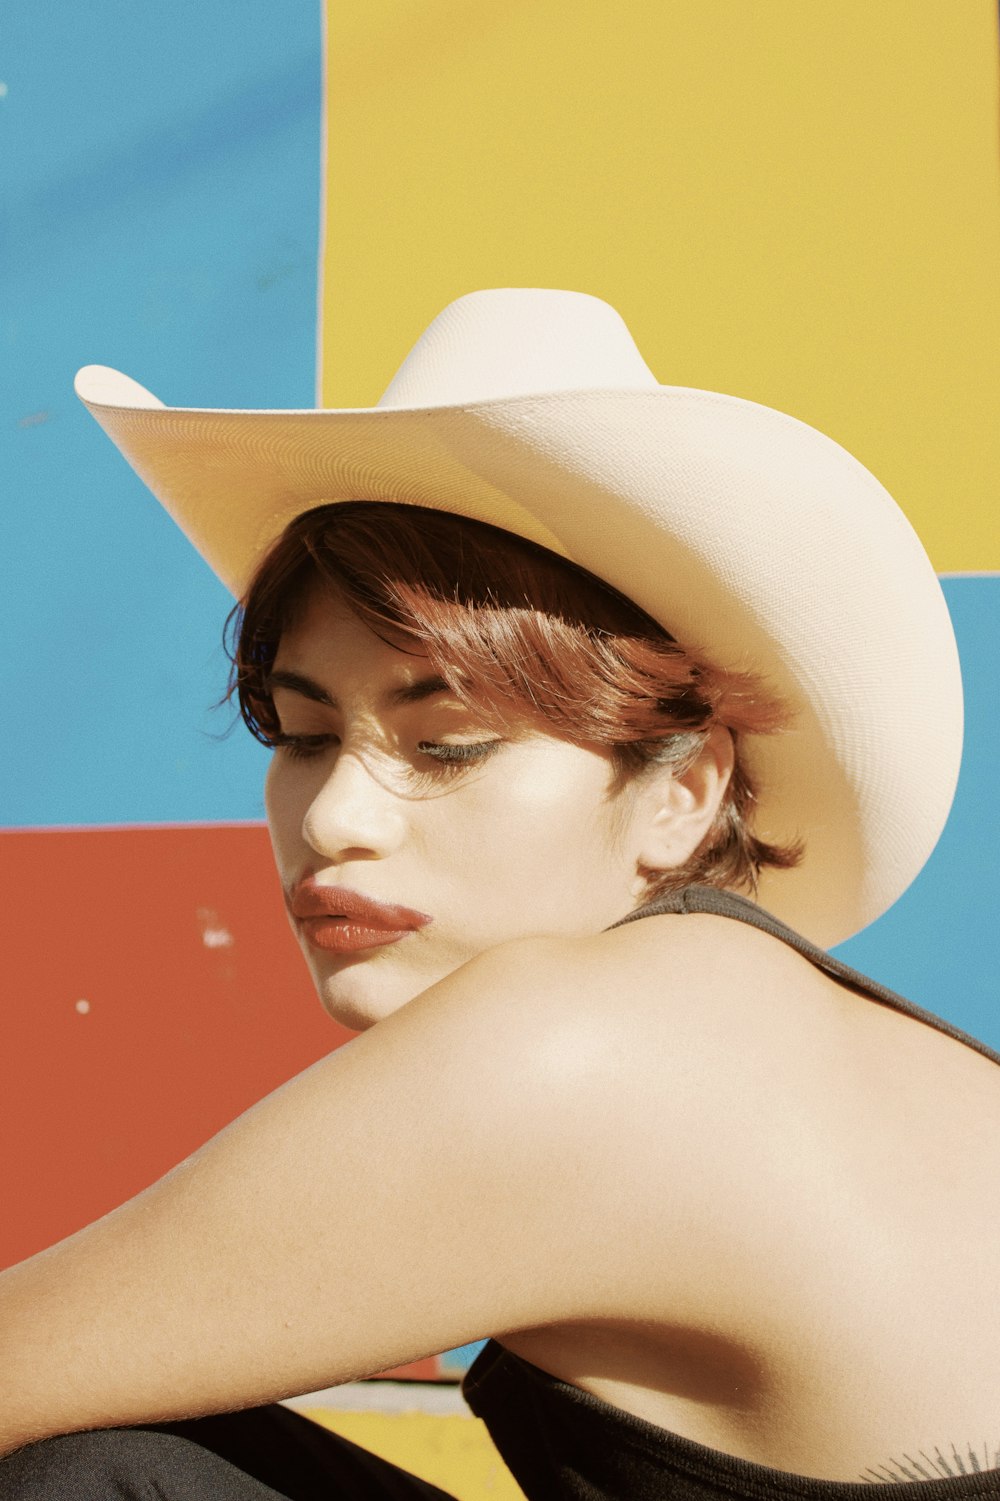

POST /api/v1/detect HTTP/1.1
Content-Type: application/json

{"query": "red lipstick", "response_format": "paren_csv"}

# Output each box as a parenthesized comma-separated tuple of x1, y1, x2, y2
(288, 878, 433, 955)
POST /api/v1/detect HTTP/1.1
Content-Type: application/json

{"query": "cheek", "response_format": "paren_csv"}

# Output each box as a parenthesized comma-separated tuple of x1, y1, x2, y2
(512, 749, 624, 843)
(263, 759, 304, 869)
(437, 750, 627, 881)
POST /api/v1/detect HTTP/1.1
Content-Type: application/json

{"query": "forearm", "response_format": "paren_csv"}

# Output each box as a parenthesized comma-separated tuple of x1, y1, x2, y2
(0, 1057, 370, 1451)
(0, 1043, 460, 1448)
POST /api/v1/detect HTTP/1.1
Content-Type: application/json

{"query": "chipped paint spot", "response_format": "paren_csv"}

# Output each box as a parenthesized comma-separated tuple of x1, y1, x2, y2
(75, 999, 90, 1014)
(196, 906, 235, 949)
(17, 410, 52, 428)
(202, 927, 234, 948)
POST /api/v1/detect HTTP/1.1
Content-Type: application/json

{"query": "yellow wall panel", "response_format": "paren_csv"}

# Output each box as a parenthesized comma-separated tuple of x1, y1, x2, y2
(304, 1408, 525, 1500)
(322, 1, 1000, 570)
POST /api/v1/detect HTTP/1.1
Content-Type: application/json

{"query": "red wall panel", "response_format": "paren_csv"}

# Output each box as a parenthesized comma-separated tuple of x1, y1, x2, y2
(2, 825, 346, 1267)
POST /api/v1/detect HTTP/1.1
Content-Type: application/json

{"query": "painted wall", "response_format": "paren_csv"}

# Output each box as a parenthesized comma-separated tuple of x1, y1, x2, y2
(2, 2, 999, 1406)
(1, 0, 331, 1260)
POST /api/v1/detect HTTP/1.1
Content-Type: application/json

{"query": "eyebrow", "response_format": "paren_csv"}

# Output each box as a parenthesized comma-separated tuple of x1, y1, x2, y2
(265, 668, 452, 711)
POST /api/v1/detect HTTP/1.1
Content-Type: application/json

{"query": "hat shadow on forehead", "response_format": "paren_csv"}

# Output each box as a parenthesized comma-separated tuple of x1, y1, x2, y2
(73, 286, 963, 946)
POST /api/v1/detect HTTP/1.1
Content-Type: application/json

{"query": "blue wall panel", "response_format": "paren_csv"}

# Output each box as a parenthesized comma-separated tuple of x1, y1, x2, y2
(1, 0, 320, 827)
(834, 576, 999, 1048)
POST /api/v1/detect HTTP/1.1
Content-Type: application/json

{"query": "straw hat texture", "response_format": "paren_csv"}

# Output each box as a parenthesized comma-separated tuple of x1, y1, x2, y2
(75, 288, 962, 946)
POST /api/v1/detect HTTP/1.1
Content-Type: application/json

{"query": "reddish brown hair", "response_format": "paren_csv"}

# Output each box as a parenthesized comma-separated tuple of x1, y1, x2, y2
(227, 502, 800, 898)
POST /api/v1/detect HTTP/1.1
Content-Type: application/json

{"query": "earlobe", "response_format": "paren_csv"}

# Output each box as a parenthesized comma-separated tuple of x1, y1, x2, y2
(634, 727, 735, 875)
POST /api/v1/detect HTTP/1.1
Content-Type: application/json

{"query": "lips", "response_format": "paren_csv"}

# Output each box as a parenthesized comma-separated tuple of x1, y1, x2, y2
(287, 878, 433, 955)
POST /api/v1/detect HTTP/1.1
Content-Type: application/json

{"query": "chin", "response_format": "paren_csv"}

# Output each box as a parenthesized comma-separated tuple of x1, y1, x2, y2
(317, 986, 396, 1032)
(307, 953, 429, 1032)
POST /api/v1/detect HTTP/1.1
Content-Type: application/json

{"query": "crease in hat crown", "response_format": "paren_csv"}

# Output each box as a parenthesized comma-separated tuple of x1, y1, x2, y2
(375, 288, 659, 408)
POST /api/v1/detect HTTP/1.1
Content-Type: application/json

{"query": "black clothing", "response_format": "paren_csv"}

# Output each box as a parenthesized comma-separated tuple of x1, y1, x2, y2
(0, 1408, 458, 1500)
(610, 883, 1000, 1068)
(4, 886, 998, 1498)
(463, 1339, 1000, 1499)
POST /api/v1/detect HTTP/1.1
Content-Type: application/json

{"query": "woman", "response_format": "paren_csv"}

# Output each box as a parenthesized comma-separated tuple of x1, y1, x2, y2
(1, 289, 996, 1498)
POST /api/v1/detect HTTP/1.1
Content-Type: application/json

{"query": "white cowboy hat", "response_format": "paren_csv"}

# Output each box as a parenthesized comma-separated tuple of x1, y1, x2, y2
(74, 288, 962, 947)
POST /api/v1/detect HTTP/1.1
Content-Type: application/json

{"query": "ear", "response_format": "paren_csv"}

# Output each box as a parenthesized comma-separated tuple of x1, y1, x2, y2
(628, 727, 736, 894)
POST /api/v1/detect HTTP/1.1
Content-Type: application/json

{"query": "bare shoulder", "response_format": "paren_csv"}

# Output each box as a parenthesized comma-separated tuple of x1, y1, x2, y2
(364, 909, 785, 1183)
(379, 903, 825, 1208)
(333, 903, 885, 1345)
(378, 907, 840, 1325)
(397, 904, 815, 1084)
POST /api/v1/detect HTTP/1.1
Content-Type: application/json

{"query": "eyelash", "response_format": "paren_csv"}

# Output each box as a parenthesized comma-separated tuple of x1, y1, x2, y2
(270, 734, 503, 769)
(270, 734, 333, 761)
(419, 740, 503, 767)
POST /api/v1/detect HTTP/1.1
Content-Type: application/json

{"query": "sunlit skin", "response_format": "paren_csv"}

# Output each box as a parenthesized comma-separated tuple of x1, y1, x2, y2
(264, 585, 724, 1031)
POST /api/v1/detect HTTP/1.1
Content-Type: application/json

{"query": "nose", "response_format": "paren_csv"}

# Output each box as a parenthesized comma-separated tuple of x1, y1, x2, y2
(301, 750, 407, 862)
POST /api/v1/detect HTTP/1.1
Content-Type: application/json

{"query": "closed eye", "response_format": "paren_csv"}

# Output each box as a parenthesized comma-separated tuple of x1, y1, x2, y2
(416, 740, 503, 767)
(271, 733, 336, 761)
(269, 735, 503, 769)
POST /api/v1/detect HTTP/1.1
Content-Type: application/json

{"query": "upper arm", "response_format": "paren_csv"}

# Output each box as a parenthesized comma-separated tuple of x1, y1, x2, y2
(0, 924, 755, 1442)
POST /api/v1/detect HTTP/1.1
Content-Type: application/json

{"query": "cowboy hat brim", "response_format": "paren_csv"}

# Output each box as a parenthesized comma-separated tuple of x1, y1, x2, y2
(73, 364, 962, 949)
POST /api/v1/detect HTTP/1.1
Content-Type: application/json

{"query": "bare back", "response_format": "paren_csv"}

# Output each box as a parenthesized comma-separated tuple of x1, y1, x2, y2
(492, 888, 1000, 1483)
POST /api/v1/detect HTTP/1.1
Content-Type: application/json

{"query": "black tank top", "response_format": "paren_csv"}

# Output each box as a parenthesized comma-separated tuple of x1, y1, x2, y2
(461, 885, 1000, 1498)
